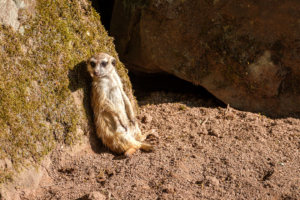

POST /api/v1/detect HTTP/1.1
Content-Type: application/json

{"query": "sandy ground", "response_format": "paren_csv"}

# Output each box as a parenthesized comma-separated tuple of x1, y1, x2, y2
(25, 92, 300, 200)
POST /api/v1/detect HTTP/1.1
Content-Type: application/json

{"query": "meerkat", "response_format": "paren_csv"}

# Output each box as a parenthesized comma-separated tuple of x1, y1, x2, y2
(87, 52, 155, 158)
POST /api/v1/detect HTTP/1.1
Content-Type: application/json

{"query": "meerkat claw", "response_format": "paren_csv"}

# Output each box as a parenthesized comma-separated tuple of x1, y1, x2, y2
(130, 119, 136, 126)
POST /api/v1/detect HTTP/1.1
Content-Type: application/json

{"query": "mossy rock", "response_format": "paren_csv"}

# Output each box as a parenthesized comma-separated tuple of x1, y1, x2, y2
(0, 0, 136, 183)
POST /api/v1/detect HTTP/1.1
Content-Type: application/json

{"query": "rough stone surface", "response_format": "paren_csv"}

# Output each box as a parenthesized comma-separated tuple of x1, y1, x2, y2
(16, 167, 44, 190)
(0, 155, 51, 200)
(111, 0, 300, 117)
(0, 0, 34, 30)
(0, 186, 21, 200)
(0, 159, 12, 170)
(0, 0, 20, 30)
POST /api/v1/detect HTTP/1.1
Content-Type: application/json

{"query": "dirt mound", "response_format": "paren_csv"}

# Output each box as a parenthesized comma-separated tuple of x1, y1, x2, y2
(23, 103, 300, 199)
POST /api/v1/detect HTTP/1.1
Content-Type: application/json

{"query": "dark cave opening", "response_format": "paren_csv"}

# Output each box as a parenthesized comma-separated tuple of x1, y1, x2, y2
(91, 0, 115, 32)
(128, 71, 225, 107)
(92, 1, 225, 108)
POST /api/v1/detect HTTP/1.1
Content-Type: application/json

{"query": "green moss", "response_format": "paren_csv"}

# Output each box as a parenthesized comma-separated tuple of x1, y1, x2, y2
(123, 0, 150, 12)
(0, 0, 134, 183)
(179, 105, 187, 110)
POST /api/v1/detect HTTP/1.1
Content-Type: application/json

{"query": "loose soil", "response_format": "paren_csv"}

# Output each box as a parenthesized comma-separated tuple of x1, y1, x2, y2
(24, 93, 300, 200)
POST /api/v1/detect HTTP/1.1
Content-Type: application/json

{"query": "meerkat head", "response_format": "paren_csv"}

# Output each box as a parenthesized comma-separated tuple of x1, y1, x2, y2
(87, 52, 117, 79)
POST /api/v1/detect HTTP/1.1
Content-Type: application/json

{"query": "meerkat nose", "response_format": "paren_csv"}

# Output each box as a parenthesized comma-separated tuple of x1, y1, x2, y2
(94, 71, 100, 76)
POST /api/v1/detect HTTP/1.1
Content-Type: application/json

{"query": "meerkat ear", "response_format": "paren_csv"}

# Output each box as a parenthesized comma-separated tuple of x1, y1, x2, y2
(111, 58, 116, 67)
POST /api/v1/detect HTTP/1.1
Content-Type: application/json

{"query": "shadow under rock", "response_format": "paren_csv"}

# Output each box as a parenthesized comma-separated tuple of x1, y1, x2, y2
(129, 71, 226, 108)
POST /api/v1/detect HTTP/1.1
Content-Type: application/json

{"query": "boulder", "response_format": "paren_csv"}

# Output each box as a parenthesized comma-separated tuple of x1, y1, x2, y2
(111, 0, 300, 117)
(0, 0, 136, 185)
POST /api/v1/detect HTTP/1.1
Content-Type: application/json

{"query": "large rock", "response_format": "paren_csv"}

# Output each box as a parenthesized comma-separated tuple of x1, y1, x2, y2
(110, 0, 300, 117)
(0, 0, 24, 31)
(0, 0, 137, 185)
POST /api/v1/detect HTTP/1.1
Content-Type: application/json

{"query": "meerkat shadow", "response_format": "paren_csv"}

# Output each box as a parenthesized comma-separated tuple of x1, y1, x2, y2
(67, 60, 109, 155)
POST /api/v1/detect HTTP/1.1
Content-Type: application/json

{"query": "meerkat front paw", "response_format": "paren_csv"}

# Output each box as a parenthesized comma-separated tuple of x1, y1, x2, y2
(130, 118, 136, 126)
(123, 125, 128, 132)
(118, 117, 128, 131)
(120, 122, 127, 132)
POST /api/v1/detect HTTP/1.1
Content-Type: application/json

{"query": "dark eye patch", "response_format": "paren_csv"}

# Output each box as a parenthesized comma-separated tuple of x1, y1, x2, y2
(101, 61, 108, 67)
(90, 61, 96, 68)
(112, 58, 116, 67)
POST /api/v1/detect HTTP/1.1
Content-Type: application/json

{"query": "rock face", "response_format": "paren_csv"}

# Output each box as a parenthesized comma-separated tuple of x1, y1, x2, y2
(110, 0, 300, 117)
(0, 0, 136, 185)
(0, 0, 25, 30)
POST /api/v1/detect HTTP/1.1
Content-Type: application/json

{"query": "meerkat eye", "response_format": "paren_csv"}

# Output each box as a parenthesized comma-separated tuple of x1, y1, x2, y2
(112, 58, 116, 67)
(90, 61, 96, 68)
(101, 61, 108, 67)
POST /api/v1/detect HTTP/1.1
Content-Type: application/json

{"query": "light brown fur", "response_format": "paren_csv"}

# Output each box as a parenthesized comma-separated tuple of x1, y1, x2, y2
(87, 52, 154, 157)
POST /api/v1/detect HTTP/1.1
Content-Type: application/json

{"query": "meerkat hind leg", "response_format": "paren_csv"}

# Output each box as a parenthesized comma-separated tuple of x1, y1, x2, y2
(125, 148, 136, 158)
(124, 143, 153, 158)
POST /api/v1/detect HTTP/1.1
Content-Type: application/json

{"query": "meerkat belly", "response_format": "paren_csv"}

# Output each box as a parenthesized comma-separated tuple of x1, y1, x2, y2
(109, 86, 126, 113)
